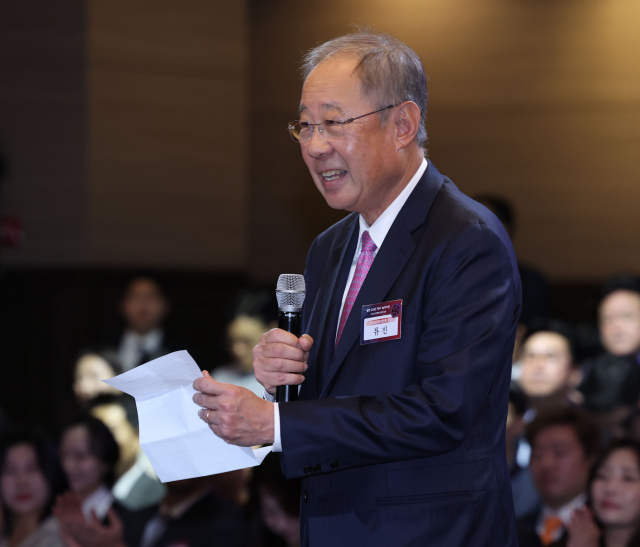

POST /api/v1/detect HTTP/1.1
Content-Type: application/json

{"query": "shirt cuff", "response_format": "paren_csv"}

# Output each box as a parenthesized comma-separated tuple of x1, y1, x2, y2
(272, 402, 282, 452)
(263, 389, 281, 452)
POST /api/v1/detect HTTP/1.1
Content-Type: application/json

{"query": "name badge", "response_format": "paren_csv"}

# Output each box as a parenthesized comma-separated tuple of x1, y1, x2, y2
(360, 299, 402, 345)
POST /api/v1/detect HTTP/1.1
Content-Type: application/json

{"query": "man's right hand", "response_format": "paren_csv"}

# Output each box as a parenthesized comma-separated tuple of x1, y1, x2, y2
(253, 329, 313, 395)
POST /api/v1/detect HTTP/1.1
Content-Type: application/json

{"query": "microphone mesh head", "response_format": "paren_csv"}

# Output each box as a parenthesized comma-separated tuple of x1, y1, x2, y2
(275, 274, 306, 310)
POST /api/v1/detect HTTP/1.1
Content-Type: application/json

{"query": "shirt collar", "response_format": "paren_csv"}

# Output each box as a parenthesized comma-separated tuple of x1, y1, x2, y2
(357, 158, 428, 254)
(81, 484, 114, 522)
(123, 329, 163, 352)
(539, 492, 587, 526)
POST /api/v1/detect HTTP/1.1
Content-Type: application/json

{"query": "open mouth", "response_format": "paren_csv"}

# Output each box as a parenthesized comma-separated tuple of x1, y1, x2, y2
(321, 170, 347, 182)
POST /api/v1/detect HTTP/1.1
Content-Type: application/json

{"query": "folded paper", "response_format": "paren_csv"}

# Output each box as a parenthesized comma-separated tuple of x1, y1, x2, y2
(104, 350, 271, 482)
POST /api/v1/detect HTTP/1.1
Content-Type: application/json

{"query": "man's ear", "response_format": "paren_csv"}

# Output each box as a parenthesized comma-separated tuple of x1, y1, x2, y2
(394, 101, 421, 151)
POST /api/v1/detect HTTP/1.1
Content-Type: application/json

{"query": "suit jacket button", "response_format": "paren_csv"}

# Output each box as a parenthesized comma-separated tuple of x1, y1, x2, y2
(330, 461, 339, 469)
(312, 464, 321, 473)
(303, 466, 312, 474)
(303, 491, 308, 502)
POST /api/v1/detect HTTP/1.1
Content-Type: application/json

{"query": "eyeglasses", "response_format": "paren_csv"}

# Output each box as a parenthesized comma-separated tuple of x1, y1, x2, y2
(287, 104, 398, 143)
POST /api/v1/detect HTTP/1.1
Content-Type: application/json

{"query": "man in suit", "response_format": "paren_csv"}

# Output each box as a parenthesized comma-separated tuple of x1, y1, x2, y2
(113, 276, 175, 371)
(193, 30, 521, 546)
(518, 406, 599, 547)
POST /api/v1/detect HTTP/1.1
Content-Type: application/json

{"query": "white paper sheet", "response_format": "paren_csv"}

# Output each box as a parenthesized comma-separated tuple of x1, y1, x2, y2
(104, 350, 272, 483)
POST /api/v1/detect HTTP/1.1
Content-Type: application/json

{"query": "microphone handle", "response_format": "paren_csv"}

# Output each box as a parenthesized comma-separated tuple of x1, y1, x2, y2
(276, 310, 302, 403)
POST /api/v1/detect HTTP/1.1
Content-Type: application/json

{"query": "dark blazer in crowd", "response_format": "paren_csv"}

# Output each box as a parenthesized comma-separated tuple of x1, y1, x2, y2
(278, 162, 522, 546)
(126, 491, 247, 547)
(518, 507, 567, 547)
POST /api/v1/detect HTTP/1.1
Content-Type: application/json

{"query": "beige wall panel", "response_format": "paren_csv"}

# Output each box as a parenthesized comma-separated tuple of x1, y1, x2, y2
(249, 0, 640, 282)
(87, 0, 248, 269)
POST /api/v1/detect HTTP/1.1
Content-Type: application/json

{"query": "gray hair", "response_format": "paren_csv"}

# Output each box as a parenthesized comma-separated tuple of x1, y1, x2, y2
(301, 29, 428, 149)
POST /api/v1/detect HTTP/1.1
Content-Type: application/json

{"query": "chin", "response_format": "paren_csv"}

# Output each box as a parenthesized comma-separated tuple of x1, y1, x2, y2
(320, 190, 357, 212)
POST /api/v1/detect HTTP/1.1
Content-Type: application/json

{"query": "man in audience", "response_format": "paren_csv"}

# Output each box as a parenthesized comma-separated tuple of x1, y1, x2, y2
(580, 352, 640, 443)
(598, 275, 640, 363)
(518, 406, 600, 547)
(474, 194, 550, 369)
(89, 394, 165, 510)
(54, 475, 248, 547)
(507, 385, 540, 518)
(114, 276, 174, 371)
(517, 322, 582, 413)
(134, 476, 247, 547)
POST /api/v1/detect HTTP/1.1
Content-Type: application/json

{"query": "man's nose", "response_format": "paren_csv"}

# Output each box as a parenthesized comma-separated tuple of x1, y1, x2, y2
(306, 127, 333, 158)
(538, 453, 555, 469)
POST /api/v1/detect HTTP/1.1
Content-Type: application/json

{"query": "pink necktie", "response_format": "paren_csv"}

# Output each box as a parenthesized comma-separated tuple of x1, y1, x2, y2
(336, 230, 377, 346)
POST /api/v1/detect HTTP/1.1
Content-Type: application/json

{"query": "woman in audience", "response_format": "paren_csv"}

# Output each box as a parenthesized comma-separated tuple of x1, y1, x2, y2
(568, 439, 640, 547)
(55, 416, 129, 547)
(58, 416, 120, 521)
(0, 428, 66, 547)
(212, 290, 277, 398)
(72, 351, 122, 407)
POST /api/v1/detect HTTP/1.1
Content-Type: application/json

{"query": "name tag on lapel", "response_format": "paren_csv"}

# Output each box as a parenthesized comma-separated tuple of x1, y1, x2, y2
(360, 299, 402, 345)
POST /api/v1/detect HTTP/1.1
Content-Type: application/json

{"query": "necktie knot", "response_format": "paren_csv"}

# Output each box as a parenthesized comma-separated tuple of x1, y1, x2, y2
(361, 230, 376, 254)
(540, 515, 564, 545)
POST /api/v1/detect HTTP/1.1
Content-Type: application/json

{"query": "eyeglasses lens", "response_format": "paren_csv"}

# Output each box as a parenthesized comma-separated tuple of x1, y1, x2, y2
(288, 121, 345, 143)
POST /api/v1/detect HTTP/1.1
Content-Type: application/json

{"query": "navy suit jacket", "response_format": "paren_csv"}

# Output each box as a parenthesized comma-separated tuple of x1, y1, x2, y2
(279, 162, 522, 546)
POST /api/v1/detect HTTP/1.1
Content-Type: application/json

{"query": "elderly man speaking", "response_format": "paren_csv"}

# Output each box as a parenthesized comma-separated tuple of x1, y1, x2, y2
(194, 30, 521, 546)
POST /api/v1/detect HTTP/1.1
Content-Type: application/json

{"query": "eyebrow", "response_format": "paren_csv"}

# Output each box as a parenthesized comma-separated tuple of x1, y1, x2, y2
(298, 102, 346, 117)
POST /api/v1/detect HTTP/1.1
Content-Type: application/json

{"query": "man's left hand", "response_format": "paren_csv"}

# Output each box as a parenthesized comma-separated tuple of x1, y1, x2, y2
(193, 371, 275, 446)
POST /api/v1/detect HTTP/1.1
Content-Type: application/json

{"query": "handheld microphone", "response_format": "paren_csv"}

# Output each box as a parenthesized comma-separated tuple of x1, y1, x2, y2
(274, 273, 306, 403)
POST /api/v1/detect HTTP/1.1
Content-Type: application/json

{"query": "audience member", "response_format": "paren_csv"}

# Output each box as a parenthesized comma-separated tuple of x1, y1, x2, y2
(113, 276, 174, 372)
(508, 385, 541, 518)
(0, 428, 67, 547)
(211, 469, 252, 508)
(579, 439, 640, 547)
(580, 354, 640, 444)
(58, 416, 121, 521)
(474, 195, 550, 328)
(55, 415, 138, 547)
(88, 395, 165, 510)
(248, 453, 301, 547)
(518, 406, 600, 547)
(72, 351, 123, 407)
(518, 322, 582, 413)
(212, 290, 278, 398)
(599, 275, 640, 362)
(133, 476, 248, 547)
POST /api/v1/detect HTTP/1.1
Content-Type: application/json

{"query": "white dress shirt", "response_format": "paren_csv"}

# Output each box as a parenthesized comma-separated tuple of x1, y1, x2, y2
(536, 493, 587, 543)
(112, 448, 159, 501)
(118, 329, 163, 371)
(269, 158, 428, 452)
(81, 484, 114, 522)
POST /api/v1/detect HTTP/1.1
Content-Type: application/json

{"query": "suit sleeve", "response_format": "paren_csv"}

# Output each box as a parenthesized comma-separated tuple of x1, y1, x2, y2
(278, 220, 521, 478)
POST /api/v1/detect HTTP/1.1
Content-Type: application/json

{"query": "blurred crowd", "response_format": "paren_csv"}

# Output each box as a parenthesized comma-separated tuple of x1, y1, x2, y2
(0, 277, 297, 547)
(2, 198, 640, 547)
(480, 196, 640, 547)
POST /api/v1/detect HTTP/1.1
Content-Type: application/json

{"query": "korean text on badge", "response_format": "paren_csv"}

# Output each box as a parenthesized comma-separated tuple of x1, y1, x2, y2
(360, 299, 402, 345)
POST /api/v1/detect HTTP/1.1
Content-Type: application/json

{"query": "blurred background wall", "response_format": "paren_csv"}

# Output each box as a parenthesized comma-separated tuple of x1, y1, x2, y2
(0, 0, 639, 425)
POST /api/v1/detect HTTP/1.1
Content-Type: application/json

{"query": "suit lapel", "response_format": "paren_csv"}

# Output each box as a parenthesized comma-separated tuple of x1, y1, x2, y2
(319, 163, 445, 398)
(300, 214, 359, 400)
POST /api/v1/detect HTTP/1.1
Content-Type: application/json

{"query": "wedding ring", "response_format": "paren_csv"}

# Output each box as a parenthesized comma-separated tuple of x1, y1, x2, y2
(206, 409, 211, 423)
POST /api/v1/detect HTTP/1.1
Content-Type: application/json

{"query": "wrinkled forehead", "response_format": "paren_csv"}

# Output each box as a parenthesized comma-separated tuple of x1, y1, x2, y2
(299, 56, 369, 116)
